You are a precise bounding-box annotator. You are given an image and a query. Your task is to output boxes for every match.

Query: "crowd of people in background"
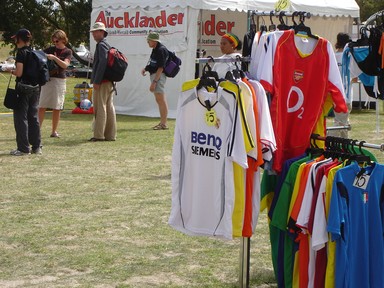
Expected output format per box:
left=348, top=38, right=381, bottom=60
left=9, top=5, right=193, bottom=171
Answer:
left=5, top=24, right=352, bottom=156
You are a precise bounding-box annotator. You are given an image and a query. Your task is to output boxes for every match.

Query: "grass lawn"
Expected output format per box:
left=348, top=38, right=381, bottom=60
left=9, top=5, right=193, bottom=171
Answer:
left=0, top=73, right=278, bottom=287
left=0, top=72, right=384, bottom=286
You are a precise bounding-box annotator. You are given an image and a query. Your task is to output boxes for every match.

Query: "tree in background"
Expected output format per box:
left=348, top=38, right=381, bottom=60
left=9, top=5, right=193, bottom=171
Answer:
left=0, top=0, right=91, bottom=48
left=1, top=1, right=384, bottom=44
left=356, top=0, right=384, bottom=22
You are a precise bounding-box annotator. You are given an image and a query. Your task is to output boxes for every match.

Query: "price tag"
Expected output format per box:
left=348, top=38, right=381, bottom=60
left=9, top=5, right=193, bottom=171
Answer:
left=205, top=109, right=217, bottom=126
left=353, top=174, right=370, bottom=190
left=275, top=0, right=290, bottom=11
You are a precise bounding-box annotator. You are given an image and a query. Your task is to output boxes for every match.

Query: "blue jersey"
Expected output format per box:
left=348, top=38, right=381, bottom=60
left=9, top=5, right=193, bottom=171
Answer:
left=327, top=162, right=384, bottom=288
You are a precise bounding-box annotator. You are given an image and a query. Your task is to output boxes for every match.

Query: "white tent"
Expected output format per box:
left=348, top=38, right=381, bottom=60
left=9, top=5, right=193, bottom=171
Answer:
left=91, top=0, right=360, bottom=117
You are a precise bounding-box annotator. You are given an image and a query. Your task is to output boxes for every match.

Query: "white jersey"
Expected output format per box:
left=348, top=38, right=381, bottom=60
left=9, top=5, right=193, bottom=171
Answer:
left=311, top=174, right=329, bottom=251
left=248, top=79, right=276, bottom=162
left=297, top=158, right=332, bottom=230
left=169, top=84, right=248, bottom=240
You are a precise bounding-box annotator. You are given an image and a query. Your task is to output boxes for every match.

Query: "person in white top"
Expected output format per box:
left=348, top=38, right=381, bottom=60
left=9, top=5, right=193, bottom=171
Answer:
left=328, top=32, right=354, bottom=138
left=212, top=33, right=242, bottom=79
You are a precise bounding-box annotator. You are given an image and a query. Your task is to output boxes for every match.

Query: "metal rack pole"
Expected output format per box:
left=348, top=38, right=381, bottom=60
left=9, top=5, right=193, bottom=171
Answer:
left=250, top=10, right=311, bottom=19
left=195, top=56, right=251, bottom=64
left=311, top=134, right=384, bottom=152
left=239, top=237, right=251, bottom=288
left=326, top=124, right=352, bottom=131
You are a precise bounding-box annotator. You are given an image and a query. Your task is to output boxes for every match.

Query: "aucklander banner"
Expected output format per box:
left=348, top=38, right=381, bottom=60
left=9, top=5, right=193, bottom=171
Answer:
left=91, top=7, right=247, bottom=57
left=91, top=7, right=189, bottom=54
left=199, top=10, right=247, bottom=58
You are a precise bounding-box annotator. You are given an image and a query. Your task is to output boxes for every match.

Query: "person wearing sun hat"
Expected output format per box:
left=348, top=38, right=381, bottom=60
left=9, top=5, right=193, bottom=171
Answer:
left=212, top=32, right=243, bottom=79
left=7, top=28, right=42, bottom=156
left=89, top=22, right=117, bottom=141
left=141, top=31, right=169, bottom=130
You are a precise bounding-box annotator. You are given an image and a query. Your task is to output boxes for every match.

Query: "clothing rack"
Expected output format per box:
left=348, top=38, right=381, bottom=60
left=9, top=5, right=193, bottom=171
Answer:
left=240, top=11, right=330, bottom=287
left=311, top=134, right=384, bottom=152
left=195, top=56, right=250, bottom=79
left=195, top=56, right=251, bottom=64
left=326, top=124, right=351, bottom=131
left=241, top=134, right=383, bottom=288
left=250, top=10, right=311, bottom=19
left=357, top=11, right=383, bottom=135
left=363, top=10, right=384, bottom=27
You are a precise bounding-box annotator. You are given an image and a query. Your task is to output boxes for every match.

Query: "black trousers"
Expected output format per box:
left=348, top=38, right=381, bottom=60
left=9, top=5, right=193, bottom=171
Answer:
left=13, top=83, right=41, bottom=153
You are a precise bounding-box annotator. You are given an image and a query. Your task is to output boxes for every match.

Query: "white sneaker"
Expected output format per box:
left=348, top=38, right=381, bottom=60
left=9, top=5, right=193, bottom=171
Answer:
left=31, top=147, right=42, bottom=155
left=10, top=149, right=30, bottom=156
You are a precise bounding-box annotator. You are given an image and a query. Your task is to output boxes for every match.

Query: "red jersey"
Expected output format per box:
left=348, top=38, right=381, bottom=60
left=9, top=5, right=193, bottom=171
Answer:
left=260, top=30, right=347, bottom=172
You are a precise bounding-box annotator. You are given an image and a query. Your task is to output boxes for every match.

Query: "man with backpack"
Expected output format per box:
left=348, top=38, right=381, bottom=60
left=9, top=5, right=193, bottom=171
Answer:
left=8, top=28, right=42, bottom=155
left=141, top=32, right=169, bottom=130
left=89, top=22, right=117, bottom=141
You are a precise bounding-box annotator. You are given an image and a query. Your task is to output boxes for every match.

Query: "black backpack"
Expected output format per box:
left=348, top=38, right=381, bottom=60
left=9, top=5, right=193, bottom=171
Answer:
left=24, top=50, right=50, bottom=86
left=164, top=49, right=181, bottom=78
left=104, top=46, right=128, bottom=82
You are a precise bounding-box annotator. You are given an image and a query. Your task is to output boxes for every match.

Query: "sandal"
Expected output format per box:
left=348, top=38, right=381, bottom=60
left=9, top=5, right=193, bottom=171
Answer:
left=50, top=132, right=60, bottom=138
left=152, top=123, right=169, bottom=130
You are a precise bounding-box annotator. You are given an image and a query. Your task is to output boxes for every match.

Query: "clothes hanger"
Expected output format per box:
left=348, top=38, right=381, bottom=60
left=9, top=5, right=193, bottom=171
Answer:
left=230, top=56, right=244, bottom=80
left=334, top=137, right=350, bottom=161
left=353, top=140, right=376, bottom=176
left=200, top=56, right=219, bottom=80
left=235, top=55, right=246, bottom=79
left=197, top=58, right=218, bottom=90
left=343, top=139, right=372, bottom=165
left=356, top=141, right=373, bottom=164
left=291, top=11, right=298, bottom=27
left=250, top=15, right=257, bottom=34
left=269, top=11, right=276, bottom=31
left=323, top=136, right=335, bottom=159
left=307, top=134, right=324, bottom=157
left=325, top=136, right=346, bottom=160
left=197, top=77, right=217, bottom=91
left=259, top=14, right=267, bottom=33
left=277, top=11, right=290, bottom=31
left=294, top=12, right=318, bottom=40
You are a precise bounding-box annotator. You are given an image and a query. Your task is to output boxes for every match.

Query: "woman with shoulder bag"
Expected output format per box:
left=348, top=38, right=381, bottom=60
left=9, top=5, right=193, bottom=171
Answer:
left=141, top=32, right=169, bottom=130
left=8, top=28, right=42, bottom=156
left=38, top=30, right=72, bottom=138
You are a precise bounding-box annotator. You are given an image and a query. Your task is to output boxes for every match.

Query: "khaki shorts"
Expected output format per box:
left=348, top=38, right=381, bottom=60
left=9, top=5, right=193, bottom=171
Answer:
left=150, top=73, right=166, bottom=94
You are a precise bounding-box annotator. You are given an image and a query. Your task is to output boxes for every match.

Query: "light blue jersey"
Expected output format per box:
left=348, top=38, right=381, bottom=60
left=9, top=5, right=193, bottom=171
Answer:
left=328, top=162, right=384, bottom=288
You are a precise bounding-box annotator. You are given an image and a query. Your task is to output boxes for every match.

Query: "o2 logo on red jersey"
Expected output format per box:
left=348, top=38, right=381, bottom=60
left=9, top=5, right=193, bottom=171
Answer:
left=287, top=86, right=304, bottom=119
left=293, top=70, right=304, bottom=83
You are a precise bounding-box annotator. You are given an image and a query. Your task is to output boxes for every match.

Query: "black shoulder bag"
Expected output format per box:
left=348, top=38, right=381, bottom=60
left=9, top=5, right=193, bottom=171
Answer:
left=3, top=73, right=21, bottom=109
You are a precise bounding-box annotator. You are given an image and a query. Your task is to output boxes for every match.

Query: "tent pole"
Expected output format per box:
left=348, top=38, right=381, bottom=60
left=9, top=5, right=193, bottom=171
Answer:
left=196, top=9, right=203, bottom=78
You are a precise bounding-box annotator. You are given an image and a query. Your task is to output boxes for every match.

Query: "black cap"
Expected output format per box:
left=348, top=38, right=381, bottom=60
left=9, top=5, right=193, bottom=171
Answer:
left=11, top=28, right=32, bottom=41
